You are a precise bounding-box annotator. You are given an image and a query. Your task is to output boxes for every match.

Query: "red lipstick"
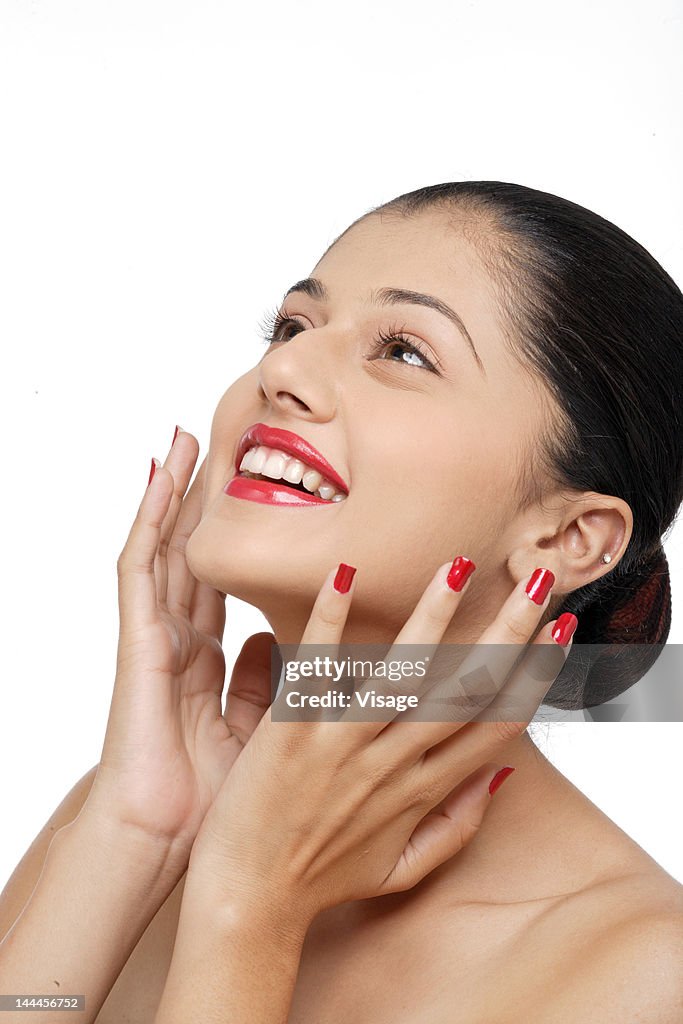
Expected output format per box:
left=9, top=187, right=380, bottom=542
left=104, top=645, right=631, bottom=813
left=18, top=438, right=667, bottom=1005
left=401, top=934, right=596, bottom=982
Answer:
left=232, top=423, right=349, bottom=494
left=224, top=422, right=349, bottom=507
left=224, top=476, right=338, bottom=506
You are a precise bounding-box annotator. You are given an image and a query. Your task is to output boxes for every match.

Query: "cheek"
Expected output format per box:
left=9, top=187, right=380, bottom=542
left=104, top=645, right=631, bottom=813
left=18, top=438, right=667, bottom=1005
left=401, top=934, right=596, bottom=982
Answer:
left=210, top=372, right=257, bottom=436
left=357, top=424, right=513, bottom=541
left=206, top=374, right=259, bottom=474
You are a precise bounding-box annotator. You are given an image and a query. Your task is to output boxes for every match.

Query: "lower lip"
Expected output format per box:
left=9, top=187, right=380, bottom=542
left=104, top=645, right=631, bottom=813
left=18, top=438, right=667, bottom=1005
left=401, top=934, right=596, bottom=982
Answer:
left=223, top=475, right=343, bottom=506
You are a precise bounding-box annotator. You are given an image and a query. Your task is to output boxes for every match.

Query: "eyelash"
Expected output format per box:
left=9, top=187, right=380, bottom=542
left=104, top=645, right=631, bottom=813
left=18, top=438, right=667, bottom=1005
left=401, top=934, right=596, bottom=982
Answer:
left=256, top=307, right=443, bottom=375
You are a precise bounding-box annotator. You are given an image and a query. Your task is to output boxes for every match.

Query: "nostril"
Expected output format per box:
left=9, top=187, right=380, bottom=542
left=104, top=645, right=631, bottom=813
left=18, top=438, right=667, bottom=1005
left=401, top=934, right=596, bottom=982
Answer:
left=277, top=392, right=311, bottom=412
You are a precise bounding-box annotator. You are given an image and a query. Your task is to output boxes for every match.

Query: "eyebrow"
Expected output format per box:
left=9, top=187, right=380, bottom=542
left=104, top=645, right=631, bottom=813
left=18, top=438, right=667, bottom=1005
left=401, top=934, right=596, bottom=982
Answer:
left=283, top=276, right=484, bottom=373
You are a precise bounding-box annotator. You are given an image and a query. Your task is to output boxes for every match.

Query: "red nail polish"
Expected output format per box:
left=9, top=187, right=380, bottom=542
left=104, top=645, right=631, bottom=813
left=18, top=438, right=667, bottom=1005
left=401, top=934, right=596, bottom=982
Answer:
left=148, top=458, right=158, bottom=486
left=333, top=563, right=357, bottom=594
left=172, top=425, right=180, bottom=446
left=552, top=612, right=578, bottom=646
left=489, top=766, right=515, bottom=796
left=446, top=556, right=476, bottom=592
left=525, top=567, right=555, bottom=605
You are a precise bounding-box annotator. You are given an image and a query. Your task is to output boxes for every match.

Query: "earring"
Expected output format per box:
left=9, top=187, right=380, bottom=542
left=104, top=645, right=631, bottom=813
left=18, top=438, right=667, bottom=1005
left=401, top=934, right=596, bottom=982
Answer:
left=601, top=553, right=612, bottom=564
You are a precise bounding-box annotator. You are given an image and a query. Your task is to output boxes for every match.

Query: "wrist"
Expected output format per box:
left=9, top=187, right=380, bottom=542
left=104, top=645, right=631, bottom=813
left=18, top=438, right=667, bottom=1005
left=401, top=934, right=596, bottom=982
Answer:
left=61, top=800, right=190, bottom=893
left=184, top=841, right=314, bottom=948
left=185, top=868, right=312, bottom=953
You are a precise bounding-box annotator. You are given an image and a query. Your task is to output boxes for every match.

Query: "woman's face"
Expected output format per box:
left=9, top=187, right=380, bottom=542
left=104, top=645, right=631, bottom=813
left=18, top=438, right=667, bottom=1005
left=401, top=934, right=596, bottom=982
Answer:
left=185, top=210, right=552, bottom=644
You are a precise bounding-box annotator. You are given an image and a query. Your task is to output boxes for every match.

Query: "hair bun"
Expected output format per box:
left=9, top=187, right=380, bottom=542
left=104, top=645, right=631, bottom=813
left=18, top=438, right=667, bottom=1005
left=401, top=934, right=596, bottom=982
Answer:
left=546, top=544, right=672, bottom=709
left=586, top=543, right=671, bottom=645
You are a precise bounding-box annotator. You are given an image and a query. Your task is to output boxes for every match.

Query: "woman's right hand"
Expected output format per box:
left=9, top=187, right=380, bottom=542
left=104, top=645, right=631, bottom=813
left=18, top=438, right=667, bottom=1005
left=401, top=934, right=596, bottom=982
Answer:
left=187, top=560, right=577, bottom=928
left=84, top=428, right=275, bottom=863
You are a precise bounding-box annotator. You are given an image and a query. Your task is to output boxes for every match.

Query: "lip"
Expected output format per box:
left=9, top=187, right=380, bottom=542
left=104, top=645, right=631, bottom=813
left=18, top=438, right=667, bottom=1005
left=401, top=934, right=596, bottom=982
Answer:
left=223, top=476, right=338, bottom=506
left=231, top=422, right=349, bottom=494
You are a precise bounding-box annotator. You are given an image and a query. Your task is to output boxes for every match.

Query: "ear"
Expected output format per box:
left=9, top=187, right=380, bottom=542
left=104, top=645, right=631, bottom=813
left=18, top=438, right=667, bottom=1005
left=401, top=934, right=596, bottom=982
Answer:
left=512, top=491, right=633, bottom=595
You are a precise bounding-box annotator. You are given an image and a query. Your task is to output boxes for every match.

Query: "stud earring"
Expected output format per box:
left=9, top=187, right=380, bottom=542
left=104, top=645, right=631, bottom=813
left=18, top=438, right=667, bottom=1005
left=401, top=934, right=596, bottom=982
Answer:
left=601, top=553, right=612, bottom=564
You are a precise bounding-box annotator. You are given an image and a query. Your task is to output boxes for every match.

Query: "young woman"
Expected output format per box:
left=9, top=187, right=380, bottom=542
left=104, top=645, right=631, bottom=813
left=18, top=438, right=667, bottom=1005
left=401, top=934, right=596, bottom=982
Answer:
left=1, top=181, right=681, bottom=1023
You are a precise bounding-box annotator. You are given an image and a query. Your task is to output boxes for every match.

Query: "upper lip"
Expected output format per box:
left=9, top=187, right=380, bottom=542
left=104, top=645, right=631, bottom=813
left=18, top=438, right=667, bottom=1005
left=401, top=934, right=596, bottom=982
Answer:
left=234, top=423, right=349, bottom=494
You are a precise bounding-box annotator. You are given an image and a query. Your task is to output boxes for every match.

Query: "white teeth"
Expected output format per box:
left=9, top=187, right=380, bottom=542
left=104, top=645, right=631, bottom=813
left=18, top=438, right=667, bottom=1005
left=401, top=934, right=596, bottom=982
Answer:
left=249, top=445, right=270, bottom=474
left=238, top=444, right=347, bottom=502
left=261, top=451, right=288, bottom=480
left=282, top=458, right=306, bottom=485
left=302, top=468, right=323, bottom=492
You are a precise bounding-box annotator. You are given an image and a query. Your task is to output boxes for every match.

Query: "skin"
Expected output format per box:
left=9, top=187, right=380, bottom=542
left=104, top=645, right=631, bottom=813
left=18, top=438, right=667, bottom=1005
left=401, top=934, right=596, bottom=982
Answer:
left=146, top=208, right=680, bottom=1020
left=3, top=208, right=681, bottom=1024
left=185, top=208, right=633, bottom=646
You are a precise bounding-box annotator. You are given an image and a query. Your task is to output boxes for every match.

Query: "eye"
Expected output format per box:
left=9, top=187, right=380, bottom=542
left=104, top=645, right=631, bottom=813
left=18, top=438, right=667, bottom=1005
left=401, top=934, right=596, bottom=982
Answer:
left=256, top=307, right=442, bottom=375
left=371, top=327, right=440, bottom=373
left=257, top=308, right=307, bottom=345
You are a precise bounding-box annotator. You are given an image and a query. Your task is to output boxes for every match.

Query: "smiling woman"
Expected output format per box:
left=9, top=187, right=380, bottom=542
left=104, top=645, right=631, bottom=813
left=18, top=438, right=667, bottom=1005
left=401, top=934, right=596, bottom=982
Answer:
left=1, top=181, right=682, bottom=1024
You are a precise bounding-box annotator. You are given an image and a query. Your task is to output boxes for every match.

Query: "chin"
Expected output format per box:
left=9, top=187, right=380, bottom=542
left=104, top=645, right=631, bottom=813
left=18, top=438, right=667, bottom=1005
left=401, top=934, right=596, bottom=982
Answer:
left=184, top=515, right=322, bottom=611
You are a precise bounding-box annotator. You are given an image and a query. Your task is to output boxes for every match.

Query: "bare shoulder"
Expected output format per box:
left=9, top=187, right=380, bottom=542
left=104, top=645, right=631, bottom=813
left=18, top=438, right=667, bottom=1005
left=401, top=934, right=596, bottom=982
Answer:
left=540, top=869, right=683, bottom=1023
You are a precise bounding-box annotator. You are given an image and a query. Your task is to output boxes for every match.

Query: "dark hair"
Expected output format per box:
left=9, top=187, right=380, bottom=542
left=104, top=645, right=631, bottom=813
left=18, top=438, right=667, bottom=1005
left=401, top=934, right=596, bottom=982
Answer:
left=345, top=182, right=682, bottom=708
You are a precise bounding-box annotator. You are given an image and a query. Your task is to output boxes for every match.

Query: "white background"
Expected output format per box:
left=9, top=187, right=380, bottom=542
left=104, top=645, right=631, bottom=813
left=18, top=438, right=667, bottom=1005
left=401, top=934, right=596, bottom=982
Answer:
left=0, top=0, right=681, bottom=889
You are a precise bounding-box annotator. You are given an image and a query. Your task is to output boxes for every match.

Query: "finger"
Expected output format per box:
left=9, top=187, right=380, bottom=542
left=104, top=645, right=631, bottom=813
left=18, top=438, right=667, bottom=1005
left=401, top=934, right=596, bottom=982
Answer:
left=375, top=566, right=558, bottom=754
left=472, top=611, right=578, bottom=724
left=154, top=429, right=200, bottom=609
left=167, top=452, right=207, bottom=616
left=274, top=562, right=357, bottom=719
left=166, top=453, right=210, bottom=618
left=417, top=614, right=577, bottom=787
left=116, top=458, right=174, bottom=634
left=446, top=566, right=558, bottom=708
left=224, top=632, right=278, bottom=742
left=336, top=556, right=477, bottom=737
left=190, top=579, right=227, bottom=643
left=378, top=762, right=511, bottom=895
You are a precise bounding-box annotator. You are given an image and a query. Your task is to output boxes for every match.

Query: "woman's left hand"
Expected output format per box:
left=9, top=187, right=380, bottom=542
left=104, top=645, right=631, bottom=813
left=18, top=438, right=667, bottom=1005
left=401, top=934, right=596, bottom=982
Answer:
left=186, top=558, right=573, bottom=933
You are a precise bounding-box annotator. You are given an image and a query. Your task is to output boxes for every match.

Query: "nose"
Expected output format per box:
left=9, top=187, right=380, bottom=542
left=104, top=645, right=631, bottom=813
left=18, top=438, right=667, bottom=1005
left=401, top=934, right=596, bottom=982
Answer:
left=257, top=329, right=340, bottom=420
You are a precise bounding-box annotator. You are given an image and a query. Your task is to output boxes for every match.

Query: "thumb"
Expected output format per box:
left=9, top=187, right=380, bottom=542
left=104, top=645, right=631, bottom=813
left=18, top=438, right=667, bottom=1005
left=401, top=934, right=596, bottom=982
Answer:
left=223, top=632, right=278, bottom=742
left=381, top=764, right=516, bottom=894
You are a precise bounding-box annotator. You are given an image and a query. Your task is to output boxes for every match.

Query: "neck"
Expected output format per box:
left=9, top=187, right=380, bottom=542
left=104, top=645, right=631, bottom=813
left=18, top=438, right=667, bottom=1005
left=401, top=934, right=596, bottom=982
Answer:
left=370, top=731, right=631, bottom=914
left=333, top=733, right=638, bottom=925
left=259, top=601, right=633, bottom=909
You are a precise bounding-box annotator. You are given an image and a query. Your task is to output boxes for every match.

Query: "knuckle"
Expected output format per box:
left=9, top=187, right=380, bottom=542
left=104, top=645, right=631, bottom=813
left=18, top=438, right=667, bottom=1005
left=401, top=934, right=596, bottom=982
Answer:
left=371, top=676, right=403, bottom=701
left=422, top=602, right=452, bottom=632
left=365, top=753, right=400, bottom=789
left=117, top=552, right=153, bottom=579
left=457, top=814, right=482, bottom=849
left=502, top=616, right=532, bottom=646
left=315, top=602, right=344, bottom=632
left=168, top=528, right=191, bottom=557
left=490, top=717, right=527, bottom=744
left=408, top=778, right=443, bottom=810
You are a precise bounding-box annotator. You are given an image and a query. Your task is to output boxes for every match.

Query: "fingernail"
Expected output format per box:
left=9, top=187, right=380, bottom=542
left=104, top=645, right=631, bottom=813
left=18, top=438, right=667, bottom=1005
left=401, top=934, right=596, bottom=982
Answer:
left=333, top=563, right=357, bottom=594
left=552, top=612, right=579, bottom=646
left=525, top=567, right=555, bottom=605
left=172, top=425, right=182, bottom=446
left=446, top=555, right=476, bottom=592
left=489, top=766, right=515, bottom=796
left=148, top=457, right=161, bottom=486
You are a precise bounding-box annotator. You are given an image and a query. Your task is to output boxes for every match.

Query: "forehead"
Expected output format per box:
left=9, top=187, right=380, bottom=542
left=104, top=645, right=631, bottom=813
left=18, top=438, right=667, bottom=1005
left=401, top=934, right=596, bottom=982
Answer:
left=310, top=208, right=555, bottom=465
left=309, top=210, right=505, bottom=368
left=316, top=207, right=484, bottom=280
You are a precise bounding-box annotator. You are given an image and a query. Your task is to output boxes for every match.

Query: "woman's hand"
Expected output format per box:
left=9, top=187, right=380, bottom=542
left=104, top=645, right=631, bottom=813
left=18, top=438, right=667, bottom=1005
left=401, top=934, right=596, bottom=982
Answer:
left=85, top=429, right=275, bottom=863
left=188, top=559, right=576, bottom=929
